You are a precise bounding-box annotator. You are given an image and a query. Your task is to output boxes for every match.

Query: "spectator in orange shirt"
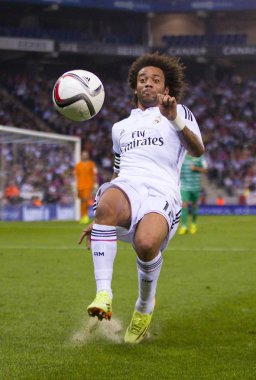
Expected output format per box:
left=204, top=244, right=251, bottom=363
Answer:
left=216, top=194, right=225, bottom=206
left=32, top=196, right=43, bottom=207
left=4, top=181, right=21, bottom=204
left=75, top=150, right=98, bottom=224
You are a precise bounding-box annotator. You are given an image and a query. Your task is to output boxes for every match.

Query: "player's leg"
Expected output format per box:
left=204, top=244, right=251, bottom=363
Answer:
left=189, top=191, right=200, bottom=234
left=88, top=187, right=131, bottom=320
left=78, top=189, right=86, bottom=223
left=125, top=212, right=168, bottom=343
left=178, top=190, right=189, bottom=235
left=134, top=212, right=168, bottom=312
left=79, top=189, right=90, bottom=224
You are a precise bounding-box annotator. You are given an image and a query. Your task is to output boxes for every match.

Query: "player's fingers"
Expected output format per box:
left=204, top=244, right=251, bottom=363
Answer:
left=165, top=95, right=175, bottom=104
left=158, top=94, right=172, bottom=106
left=86, top=236, right=91, bottom=250
left=78, top=230, right=89, bottom=245
left=157, top=93, right=164, bottom=104
left=168, top=96, right=177, bottom=106
left=78, top=233, right=85, bottom=245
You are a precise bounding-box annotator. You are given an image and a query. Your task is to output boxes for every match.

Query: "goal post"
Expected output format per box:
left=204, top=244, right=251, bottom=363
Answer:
left=0, top=125, right=81, bottom=221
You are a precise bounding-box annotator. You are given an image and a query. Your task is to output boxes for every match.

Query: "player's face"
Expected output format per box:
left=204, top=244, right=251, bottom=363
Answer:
left=81, top=151, right=89, bottom=161
left=136, top=66, right=169, bottom=109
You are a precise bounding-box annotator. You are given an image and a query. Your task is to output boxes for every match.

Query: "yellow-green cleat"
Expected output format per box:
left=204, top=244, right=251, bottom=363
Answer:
left=79, top=215, right=90, bottom=224
left=178, top=225, right=188, bottom=235
left=189, top=223, right=197, bottom=235
left=124, top=310, right=153, bottom=344
left=87, top=291, right=112, bottom=321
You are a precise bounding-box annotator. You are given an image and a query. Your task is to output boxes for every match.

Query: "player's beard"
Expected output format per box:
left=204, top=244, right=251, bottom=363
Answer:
left=137, top=93, right=158, bottom=109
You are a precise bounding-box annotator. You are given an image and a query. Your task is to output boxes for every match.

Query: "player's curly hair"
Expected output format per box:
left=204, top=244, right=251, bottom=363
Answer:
left=128, top=52, right=187, bottom=105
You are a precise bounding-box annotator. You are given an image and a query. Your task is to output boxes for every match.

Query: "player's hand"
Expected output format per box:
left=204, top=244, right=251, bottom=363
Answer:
left=78, top=222, right=93, bottom=249
left=157, top=94, right=177, bottom=121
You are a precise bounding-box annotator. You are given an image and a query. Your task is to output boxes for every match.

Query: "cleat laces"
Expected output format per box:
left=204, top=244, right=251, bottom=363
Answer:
left=129, top=313, right=148, bottom=334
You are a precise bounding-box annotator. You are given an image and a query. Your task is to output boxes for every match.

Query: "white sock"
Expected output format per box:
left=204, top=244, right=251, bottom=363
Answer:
left=91, top=223, right=117, bottom=298
left=135, top=252, right=163, bottom=314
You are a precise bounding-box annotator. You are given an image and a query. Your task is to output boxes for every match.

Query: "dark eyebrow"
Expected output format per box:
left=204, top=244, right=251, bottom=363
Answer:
left=138, top=73, right=161, bottom=78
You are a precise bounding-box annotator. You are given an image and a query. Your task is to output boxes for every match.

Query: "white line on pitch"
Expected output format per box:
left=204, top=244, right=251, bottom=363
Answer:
left=0, top=246, right=254, bottom=253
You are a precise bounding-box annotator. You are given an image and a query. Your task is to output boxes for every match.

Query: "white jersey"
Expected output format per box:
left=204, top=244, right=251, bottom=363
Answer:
left=112, top=105, right=202, bottom=203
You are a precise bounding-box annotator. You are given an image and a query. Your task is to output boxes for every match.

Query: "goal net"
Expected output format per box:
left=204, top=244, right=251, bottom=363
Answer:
left=0, top=125, right=81, bottom=221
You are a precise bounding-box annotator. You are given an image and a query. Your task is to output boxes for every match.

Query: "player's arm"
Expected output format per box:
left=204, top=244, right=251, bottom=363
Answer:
left=111, top=122, right=121, bottom=181
left=177, top=128, right=204, bottom=157
left=157, top=94, right=205, bottom=157
left=191, top=156, right=208, bottom=173
left=111, top=152, right=120, bottom=180
left=191, top=165, right=207, bottom=173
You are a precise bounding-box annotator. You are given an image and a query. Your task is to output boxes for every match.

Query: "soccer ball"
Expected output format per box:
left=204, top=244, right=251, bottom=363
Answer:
left=52, top=69, right=105, bottom=122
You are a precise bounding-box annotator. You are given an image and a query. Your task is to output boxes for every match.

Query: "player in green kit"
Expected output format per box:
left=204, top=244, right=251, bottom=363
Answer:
left=178, top=154, right=207, bottom=235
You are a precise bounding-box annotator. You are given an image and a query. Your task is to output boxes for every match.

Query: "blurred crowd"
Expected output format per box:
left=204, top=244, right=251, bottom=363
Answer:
left=1, top=70, right=256, bottom=205
left=1, top=142, right=75, bottom=207
left=185, top=75, right=256, bottom=204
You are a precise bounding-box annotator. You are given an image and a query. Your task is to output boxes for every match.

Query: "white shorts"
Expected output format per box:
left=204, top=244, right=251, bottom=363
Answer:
left=93, top=177, right=181, bottom=252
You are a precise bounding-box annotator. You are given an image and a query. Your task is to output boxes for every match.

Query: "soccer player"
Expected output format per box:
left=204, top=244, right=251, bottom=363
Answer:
left=79, top=52, right=205, bottom=343
left=178, top=154, right=208, bottom=235
left=75, top=150, right=98, bottom=224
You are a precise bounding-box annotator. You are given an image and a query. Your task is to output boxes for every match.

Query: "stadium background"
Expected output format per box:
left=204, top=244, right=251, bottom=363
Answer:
left=0, top=0, right=256, bottom=220
left=0, top=3, right=255, bottom=380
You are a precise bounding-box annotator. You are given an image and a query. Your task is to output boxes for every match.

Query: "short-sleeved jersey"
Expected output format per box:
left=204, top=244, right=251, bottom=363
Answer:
left=180, top=155, right=207, bottom=192
left=75, top=160, right=95, bottom=190
left=112, top=104, right=202, bottom=202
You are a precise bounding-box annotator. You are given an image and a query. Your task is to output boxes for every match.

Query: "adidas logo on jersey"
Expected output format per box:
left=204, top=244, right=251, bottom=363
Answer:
left=152, top=116, right=161, bottom=125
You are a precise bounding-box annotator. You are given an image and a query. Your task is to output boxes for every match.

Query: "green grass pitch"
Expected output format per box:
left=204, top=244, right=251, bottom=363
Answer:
left=0, top=216, right=255, bottom=380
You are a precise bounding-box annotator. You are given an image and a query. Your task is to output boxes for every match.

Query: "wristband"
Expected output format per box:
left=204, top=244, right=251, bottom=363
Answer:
left=170, top=115, right=186, bottom=132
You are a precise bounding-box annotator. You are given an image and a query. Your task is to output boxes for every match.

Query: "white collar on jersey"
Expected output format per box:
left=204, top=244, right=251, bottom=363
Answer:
left=130, top=106, right=159, bottom=116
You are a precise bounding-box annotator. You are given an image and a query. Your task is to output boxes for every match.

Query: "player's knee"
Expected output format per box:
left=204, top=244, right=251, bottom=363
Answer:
left=94, top=200, right=118, bottom=224
left=135, top=235, right=157, bottom=257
